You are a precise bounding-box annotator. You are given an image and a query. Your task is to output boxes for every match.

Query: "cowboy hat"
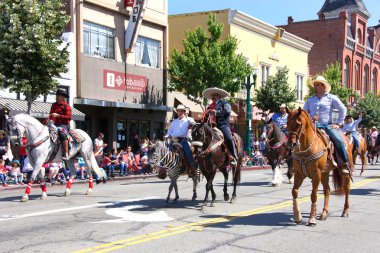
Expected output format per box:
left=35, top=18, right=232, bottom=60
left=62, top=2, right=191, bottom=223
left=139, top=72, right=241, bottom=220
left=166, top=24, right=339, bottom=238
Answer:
left=311, top=76, right=331, bottom=93
left=202, top=87, right=230, bottom=99
left=345, top=115, right=353, bottom=120
left=0, top=130, right=6, bottom=135
left=371, top=126, right=377, bottom=130
left=56, top=89, right=69, bottom=98
left=279, top=104, right=287, bottom=108
left=173, top=104, right=189, bottom=113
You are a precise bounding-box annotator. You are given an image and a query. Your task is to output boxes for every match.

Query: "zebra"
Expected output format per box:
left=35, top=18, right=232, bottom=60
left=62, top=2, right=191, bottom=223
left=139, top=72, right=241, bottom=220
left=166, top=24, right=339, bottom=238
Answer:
left=148, top=140, right=200, bottom=203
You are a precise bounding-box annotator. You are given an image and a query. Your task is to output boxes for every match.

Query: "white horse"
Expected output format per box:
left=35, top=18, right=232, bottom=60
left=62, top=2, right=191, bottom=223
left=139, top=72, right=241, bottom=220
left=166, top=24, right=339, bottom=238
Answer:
left=6, top=113, right=106, bottom=202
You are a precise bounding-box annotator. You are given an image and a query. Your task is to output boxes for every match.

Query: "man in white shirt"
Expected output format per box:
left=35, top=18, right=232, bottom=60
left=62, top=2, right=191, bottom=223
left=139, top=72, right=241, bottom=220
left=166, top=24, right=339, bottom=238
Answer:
left=94, top=133, right=107, bottom=165
left=165, top=104, right=196, bottom=169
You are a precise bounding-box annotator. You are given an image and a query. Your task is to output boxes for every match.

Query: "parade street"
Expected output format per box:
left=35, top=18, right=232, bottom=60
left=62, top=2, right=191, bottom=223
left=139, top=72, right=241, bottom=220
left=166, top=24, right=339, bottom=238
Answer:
left=0, top=164, right=379, bottom=253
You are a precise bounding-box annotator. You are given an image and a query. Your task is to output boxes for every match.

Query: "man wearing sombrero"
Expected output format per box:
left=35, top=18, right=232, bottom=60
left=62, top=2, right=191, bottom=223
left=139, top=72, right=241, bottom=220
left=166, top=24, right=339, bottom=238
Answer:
left=49, top=89, right=72, bottom=160
left=343, top=113, right=362, bottom=153
left=165, top=104, right=196, bottom=171
left=304, top=76, right=350, bottom=174
left=203, top=87, right=237, bottom=166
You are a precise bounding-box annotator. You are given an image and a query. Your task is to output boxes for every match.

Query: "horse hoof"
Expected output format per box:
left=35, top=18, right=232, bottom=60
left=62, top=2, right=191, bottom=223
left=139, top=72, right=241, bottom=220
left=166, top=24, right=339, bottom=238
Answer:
left=341, top=212, right=349, bottom=218
left=20, top=195, right=29, bottom=202
left=85, top=189, right=93, bottom=195
left=224, top=194, right=230, bottom=201
left=64, top=189, right=71, bottom=197
left=192, top=196, right=197, bottom=201
left=289, top=176, right=294, bottom=184
left=230, top=197, right=236, bottom=204
left=210, top=203, right=215, bottom=207
left=319, top=214, right=327, bottom=221
left=40, top=193, right=47, bottom=200
left=271, top=182, right=279, bottom=187
left=307, top=222, right=317, bottom=227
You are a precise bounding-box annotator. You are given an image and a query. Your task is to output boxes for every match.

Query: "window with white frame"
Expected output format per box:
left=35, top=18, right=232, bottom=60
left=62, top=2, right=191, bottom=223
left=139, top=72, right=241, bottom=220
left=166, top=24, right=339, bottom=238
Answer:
left=135, top=36, right=161, bottom=68
left=261, top=64, right=270, bottom=85
left=296, top=74, right=304, bottom=101
left=83, top=21, right=115, bottom=59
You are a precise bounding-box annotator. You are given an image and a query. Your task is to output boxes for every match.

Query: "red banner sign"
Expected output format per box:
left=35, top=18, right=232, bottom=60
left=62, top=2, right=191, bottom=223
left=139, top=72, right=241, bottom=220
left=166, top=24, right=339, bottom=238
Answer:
left=124, top=0, right=135, bottom=8
left=103, top=69, right=147, bottom=93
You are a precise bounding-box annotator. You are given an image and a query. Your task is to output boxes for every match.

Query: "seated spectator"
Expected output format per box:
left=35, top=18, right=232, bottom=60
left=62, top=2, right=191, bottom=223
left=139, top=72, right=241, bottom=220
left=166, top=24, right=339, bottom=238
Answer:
left=101, top=152, right=115, bottom=178
left=117, top=149, right=127, bottom=176
left=46, top=163, right=60, bottom=183
left=123, top=146, right=135, bottom=174
left=252, top=149, right=264, bottom=166
left=242, top=151, right=249, bottom=167
left=11, top=159, right=23, bottom=185
left=0, top=158, right=8, bottom=187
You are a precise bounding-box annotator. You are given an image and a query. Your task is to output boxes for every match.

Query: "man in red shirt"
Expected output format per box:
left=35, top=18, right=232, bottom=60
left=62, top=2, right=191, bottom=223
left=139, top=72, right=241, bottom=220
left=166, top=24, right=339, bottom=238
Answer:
left=49, top=89, right=72, bottom=160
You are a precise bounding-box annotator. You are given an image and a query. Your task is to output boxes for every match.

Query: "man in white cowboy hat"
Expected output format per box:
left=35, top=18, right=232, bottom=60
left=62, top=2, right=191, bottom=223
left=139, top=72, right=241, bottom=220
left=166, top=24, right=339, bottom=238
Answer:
left=203, top=87, right=238, bottom=166
left=304, top=75, right=350, bottom=174
left=164, top=104, right=196, bottom=171
left=370, top=126, right=378, bottom=147
left=49, top=89, right=72, bottom=160
left=271, top=103, right=289, bottom=136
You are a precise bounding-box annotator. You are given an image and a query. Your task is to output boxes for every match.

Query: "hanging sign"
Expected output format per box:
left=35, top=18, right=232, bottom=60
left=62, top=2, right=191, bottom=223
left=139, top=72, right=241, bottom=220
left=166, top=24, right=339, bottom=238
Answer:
left=125, top=0, right=148, bottom=53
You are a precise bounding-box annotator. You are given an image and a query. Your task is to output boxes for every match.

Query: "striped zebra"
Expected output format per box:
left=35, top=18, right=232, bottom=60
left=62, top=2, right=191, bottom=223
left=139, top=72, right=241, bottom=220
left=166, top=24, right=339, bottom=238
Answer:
left=148, top=140, right=200, bottom=203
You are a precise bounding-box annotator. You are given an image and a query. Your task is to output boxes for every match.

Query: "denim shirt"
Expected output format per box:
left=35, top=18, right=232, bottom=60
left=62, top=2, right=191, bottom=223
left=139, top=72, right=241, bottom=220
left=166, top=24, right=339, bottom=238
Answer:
left=215, top=99, right=231, bottom=128
left=271, top=113, right=288, bottom=128
left=304, top=93, right=346, bottom=125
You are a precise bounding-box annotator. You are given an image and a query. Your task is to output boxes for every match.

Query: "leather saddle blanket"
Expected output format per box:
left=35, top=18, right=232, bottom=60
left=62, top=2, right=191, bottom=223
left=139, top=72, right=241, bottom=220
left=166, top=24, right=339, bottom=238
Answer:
left=317, top=129, right=346, bottom=167
left=49, top=125, right=85, bottom=144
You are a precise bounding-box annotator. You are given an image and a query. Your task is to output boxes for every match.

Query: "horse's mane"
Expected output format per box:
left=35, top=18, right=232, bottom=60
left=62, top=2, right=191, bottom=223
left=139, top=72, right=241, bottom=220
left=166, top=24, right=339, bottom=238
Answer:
left=271, top=121, right=286, bottom=143
left=203, top=123, right=220, bottom=140
left=13, top=113, right=44, bottom=127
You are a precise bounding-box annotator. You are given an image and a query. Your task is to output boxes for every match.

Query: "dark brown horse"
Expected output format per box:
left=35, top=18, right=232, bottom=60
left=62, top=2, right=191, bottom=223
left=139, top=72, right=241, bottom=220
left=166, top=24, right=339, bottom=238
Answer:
left=263, top=119, right=294, bottom=186
left=287, top=108, right=353, bottom=226
left=191, top=122, right=243, bottom=207
left=366, top=134, right=379, bottom=165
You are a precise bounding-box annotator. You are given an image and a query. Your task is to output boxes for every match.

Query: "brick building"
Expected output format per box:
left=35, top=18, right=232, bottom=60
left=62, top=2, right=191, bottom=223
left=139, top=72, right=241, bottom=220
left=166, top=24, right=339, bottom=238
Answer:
left=281, top=0, right=380, bottom=96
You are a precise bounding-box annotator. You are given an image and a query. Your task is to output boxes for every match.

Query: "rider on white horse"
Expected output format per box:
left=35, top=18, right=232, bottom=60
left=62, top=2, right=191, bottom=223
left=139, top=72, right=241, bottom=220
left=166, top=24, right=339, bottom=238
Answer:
left=49, top=89, right=71, bottom=160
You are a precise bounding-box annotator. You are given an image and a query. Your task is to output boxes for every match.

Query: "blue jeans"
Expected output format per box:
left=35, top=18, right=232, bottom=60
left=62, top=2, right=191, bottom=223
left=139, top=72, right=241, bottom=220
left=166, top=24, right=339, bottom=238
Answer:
left=0, top=174, right=6, bottom=184
left=103, top=165, right=114, bottom=177
left=219, top=126, right=237, bottom=159
left=176, top=138, right=195, bottom=168
left=316, top=123, right=348, bottom=163
left=119, top=162, right=127, bottom=176
left=352, top=132, right=359, bottom=149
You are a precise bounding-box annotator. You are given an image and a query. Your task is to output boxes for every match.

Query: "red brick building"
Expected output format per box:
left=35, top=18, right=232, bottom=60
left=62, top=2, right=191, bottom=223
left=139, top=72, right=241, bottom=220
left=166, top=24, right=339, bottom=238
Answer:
left=281, top=0, right=380, bottom=96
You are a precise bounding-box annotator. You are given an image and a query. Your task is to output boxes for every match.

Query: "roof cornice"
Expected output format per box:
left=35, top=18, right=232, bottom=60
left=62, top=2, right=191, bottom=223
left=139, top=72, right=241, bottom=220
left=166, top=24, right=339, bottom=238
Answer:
left=228, top=10, right=313, bottom=53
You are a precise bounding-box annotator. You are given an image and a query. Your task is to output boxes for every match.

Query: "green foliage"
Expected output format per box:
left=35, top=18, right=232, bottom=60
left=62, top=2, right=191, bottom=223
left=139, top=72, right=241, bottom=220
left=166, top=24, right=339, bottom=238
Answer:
left=351, top=93, right=380, bottom=128
left=0, top=0, right=70, bottom=110
left=253, top=67, right=296, bottom=114
left=168, top=13, right=252, bottom=105
left=306, top=62, right=354, bottom=103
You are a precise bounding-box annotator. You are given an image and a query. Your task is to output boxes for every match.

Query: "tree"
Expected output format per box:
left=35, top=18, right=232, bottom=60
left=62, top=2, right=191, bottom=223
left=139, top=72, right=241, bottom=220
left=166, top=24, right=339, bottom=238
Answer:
left=306, top=62, right=354, bottom=103
left=0, top=0, right=70, bottom=113
left=168, top=13, right=252, bottom=106
left=351, top=93, right=380, bottom=128
left=254, top=67, right=296, bottom=114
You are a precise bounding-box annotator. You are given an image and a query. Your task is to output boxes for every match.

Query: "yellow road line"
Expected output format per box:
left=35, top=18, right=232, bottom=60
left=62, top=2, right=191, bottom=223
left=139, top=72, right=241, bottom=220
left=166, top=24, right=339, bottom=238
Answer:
left=73, top=175, right=380, bottom=253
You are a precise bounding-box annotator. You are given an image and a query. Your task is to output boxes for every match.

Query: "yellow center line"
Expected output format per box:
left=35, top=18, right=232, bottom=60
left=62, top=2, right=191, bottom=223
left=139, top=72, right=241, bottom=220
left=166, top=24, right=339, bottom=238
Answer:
left=73, top=175, right=380, bottom=253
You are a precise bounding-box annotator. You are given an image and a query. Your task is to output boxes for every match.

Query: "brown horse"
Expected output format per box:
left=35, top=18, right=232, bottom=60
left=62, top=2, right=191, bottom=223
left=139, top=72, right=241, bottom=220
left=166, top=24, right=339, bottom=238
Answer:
left=366, top=134, right=380, bottom=165
left=345, top=132, right=367, bottom=175
left=191, top=122, right=243, bottom=207
left=287, top=108, right=353, bottom=226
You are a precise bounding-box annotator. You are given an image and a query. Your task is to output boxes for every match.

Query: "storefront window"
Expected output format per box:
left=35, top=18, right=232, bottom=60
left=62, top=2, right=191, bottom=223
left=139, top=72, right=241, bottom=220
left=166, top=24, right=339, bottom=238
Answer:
left=83, top=21, right=115, bottom=59
left=152, top=122, right=163, bottom=141
left=135, top=36, right=160, bottom=68
left=140, top=121, right=150, bottom=139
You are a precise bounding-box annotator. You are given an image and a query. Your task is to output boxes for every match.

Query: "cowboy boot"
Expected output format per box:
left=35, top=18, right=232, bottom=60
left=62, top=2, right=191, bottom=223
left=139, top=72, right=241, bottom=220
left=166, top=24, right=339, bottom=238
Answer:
left=61, top=140, right=69, bottom=160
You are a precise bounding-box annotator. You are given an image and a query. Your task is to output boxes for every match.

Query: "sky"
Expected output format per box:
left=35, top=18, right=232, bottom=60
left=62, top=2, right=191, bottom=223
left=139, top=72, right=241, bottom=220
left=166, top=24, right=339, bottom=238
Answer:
left=169, top=0, right=380, bottom=27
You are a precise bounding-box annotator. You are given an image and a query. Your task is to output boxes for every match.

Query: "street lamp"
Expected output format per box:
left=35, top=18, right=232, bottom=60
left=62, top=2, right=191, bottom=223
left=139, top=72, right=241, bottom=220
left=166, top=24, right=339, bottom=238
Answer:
left=244, top=65, right=259, bottom=156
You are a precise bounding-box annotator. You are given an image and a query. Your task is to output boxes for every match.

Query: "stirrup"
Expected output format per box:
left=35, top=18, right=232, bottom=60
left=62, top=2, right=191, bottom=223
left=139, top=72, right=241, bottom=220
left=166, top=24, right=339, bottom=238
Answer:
left=230, top=158, right=237, bottom=166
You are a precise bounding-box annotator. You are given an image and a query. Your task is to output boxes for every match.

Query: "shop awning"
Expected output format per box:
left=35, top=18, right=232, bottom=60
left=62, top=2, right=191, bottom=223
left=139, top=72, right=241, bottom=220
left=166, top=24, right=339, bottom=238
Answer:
left=169, top=91, right=238, bottom=123
left=0, top=98, right=85, bottom=121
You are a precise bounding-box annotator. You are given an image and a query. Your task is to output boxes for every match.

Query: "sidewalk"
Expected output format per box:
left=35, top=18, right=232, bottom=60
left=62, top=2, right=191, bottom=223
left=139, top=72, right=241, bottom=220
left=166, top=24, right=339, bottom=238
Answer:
left=0, top=165, right=271, bottom=192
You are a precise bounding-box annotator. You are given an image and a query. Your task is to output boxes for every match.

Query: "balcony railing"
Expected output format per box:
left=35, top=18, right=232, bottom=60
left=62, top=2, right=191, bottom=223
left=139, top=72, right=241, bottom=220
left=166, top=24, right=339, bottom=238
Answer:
left=346, top=37, right=355, bottom=50
left=366, top=47, right=374, bottom=58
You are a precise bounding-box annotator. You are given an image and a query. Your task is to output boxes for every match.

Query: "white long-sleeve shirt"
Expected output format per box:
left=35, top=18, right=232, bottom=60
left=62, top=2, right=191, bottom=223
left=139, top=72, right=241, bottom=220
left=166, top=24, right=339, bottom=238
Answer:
left=165, top=117, right=195, bottom=138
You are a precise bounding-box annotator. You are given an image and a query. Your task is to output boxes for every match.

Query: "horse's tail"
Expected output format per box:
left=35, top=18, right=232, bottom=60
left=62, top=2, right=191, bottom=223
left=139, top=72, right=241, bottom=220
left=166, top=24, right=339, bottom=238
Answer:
left=90, top=152, right=106, bottom=178
left=332, top=168, right=344, bottom=195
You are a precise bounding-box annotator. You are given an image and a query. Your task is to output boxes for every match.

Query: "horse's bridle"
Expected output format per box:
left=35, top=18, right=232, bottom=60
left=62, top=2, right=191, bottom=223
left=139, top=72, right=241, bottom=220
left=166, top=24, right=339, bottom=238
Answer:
left=288, top=121, right=317, bottom=153
left=9, top=118, right=49, bottom=150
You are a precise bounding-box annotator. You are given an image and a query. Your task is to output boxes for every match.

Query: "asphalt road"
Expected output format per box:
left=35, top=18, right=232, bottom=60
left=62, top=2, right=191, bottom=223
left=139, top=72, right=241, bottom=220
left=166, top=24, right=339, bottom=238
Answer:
left=0, top=163, right=379, bottom=253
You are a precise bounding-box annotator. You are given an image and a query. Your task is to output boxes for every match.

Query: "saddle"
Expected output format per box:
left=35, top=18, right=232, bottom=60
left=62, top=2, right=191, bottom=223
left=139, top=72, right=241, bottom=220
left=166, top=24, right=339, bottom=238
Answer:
left=317, top=129, right=345, bottom=168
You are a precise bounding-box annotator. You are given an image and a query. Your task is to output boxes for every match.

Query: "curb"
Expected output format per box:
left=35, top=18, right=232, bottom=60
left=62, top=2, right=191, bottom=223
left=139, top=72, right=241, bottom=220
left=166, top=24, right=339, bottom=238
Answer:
left=0, top=166, right=270, bottom=192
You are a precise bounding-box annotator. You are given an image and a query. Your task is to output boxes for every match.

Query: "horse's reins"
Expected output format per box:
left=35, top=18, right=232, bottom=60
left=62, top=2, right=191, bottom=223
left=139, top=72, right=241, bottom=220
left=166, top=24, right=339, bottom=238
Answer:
left=265, top=123, right=285, bottom=150
left=13, top=119, right=50, bottom=151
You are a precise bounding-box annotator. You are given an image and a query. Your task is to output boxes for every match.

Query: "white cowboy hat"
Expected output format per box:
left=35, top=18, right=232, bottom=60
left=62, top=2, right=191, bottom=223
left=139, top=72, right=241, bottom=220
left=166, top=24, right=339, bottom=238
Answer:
left=202, top=87, right=230, bottom=99
left=311, top=75, right=331, bottom=93
left=173, top=104, right=189, bottom=113
left=371, top=126, right=377, bottom=130
left=279, top=104, right=287, bottom=108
